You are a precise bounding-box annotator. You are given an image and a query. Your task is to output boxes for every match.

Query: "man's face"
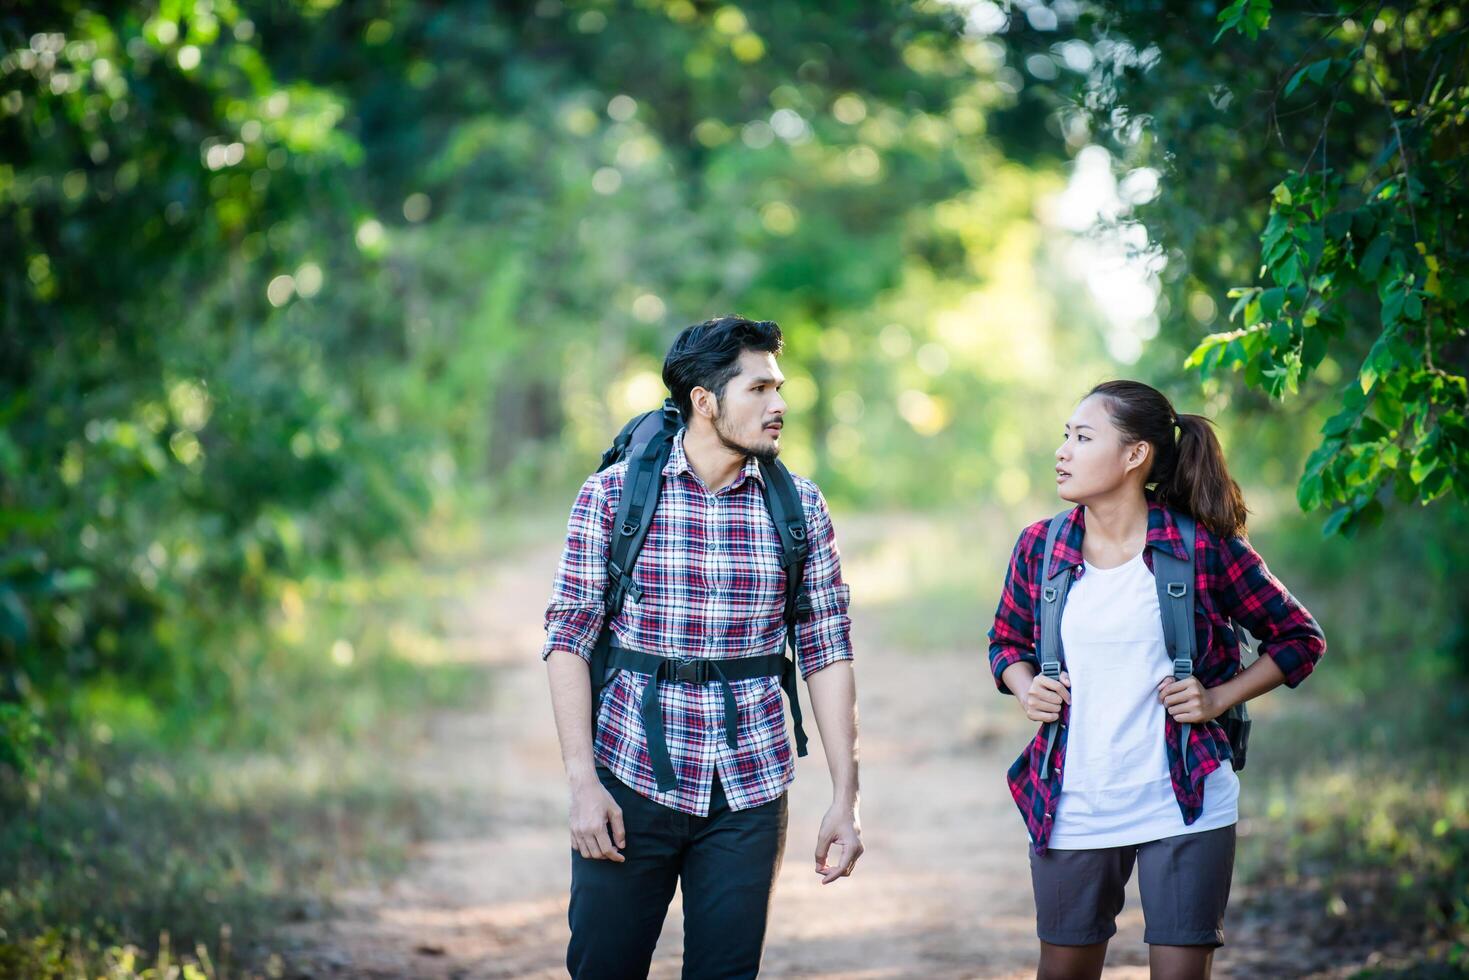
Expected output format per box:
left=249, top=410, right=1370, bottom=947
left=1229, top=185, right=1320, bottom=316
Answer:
left=704, top=349, right=787, bottom=463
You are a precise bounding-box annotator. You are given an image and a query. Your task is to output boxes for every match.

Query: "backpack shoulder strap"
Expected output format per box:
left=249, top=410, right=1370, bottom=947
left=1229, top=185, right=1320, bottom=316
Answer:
left=1153, top=510, right=1197, bottom=680
left=605, top=429, right=675, bottom=618
left=757, top=456, right=811, bottom=759
left=590, top=411, right=678, bottom=708
left=1036, top=509, right=1075, bottom=780
left=1154, top=509, right=1199, bottom=773
left=757, top=457, right=811, bottom=625
left=1037, top=509, right=1075, bottom=678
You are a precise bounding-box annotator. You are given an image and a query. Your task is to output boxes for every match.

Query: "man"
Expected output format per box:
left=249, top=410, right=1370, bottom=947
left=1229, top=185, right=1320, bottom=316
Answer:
left=542, top=316, right=863, bottom=979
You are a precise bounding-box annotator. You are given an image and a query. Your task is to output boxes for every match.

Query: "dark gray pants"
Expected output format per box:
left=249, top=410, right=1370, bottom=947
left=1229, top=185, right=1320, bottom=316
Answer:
left=1029, top=824, right=1237, bottom=947
left=567, top=766, right=789, bottom=980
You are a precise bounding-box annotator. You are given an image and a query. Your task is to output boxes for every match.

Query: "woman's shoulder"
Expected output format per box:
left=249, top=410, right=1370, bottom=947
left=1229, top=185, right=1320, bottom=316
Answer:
left=1012, top=511, right=1069, bottom=560
left=1188, top=516, right=1262, bottom=575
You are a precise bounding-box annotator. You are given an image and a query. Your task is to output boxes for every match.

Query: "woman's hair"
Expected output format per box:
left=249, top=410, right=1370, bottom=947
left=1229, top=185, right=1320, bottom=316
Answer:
left=662, top=316, right=783, bottom=423
left=1085, top=380, right=1248, bottom=539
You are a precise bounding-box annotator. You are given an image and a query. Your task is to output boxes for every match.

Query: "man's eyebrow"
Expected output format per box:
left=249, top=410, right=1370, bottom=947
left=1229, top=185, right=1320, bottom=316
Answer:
left=748, top=375, right=784, bottom=386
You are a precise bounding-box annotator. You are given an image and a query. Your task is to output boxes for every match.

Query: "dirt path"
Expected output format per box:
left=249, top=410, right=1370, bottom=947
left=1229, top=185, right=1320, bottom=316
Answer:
left=283, top=526, right=1307, bottom=979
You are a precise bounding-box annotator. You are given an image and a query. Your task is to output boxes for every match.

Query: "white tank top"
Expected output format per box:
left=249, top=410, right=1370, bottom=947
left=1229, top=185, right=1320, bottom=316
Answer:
left=1047, top=548, right=1239, bottom=850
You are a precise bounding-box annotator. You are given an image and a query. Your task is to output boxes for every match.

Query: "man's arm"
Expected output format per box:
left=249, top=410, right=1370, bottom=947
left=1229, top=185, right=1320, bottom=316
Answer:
left=546, top=650, right=625, bottom=862
left=542, top=473, right=625, bottom=862
left=792, top=485, right=862, bottom=884
left=807, top=660, right=862, bottom=883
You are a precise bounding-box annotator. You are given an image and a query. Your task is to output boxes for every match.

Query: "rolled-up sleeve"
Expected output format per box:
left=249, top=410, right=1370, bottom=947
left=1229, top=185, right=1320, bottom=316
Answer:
left=988, top=524, right=1043, bottom=693
left=1215, top=533, right=1326, bottom=688
left=541, top=473, right=614, bottom=662
left=793, top=486, right=853, bottom=678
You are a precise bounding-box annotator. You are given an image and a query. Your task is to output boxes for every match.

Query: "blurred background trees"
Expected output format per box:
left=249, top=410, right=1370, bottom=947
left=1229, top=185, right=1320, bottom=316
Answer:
left=2, top=0, right=1465, bottom=971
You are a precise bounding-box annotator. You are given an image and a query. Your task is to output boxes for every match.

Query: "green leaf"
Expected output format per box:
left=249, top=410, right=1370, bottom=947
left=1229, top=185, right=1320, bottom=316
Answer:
left=1285, top=59, right=1332, bottom=97
left=1302, top=323, right=1328, bottom=370
left=1275, top=252, right=1302, bottom=287
left=1321, top=504, right=1352, bottom=536
left=1227, top=287, right=1260, bottom=322
left=1404, top=291, right=1423, bottom=320
left=1351, top=417, right=1389, bottom=444
left=1259, top=287, right=1286, bottom=321
left=1322, top=407, right=1359, bottom=437
left=1359, top=233, right=1391, bottom=282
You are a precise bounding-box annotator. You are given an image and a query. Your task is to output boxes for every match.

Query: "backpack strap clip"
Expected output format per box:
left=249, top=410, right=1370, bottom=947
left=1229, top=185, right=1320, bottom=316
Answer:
left=605, top=559, right=643, bottom=614
left=1167, top=581, right=1187, bottom=598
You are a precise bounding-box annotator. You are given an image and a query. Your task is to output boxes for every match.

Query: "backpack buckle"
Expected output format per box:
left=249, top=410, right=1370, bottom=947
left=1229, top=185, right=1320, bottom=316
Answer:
left=794, top=590, right=813, bottom=621
left=1042, top=587, right=1058, bottom=603
left=1167, top=582, right=1187, bottom=597
left=673, top=657, right=709, bottom=683
left=620, top=522, right=639, bottom=537
left=1041, top=661, right=1062, bottom=679
left=1173, top=657, right=1194, bottom=676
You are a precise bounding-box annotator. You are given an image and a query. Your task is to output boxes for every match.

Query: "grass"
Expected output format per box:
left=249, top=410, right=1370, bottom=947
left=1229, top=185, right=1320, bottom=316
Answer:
left=0, top=502, right=524, bottom=978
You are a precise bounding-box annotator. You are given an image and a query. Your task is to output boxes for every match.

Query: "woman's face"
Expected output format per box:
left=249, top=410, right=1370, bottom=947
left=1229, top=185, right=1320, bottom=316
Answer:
left=1054, top=395, right=1150, bottom=503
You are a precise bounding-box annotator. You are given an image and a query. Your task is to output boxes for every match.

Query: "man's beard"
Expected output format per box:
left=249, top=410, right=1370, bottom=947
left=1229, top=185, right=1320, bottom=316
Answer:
left=713, top=412, right=780, bottom=466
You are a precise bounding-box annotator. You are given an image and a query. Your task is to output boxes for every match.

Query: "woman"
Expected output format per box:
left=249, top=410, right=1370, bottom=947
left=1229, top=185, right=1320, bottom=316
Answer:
left=987, top=380, right=1326, bottom=980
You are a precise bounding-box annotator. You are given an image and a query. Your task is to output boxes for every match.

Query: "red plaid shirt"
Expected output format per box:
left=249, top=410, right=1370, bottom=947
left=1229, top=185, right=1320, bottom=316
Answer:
left=543, top=429, right=853, bottom=816
left=988, top=499, right=1326, bottom=854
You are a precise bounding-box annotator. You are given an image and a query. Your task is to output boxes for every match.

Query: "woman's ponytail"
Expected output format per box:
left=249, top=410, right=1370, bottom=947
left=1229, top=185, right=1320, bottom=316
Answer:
left=1085, top=381, right=1249, bottom=539
left=1163, top=412, right=1248, bottom=539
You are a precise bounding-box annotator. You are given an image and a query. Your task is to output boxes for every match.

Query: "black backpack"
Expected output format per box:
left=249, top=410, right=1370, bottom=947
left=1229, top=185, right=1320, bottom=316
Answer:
left=587, top=399, right=812, bottom=760
left=1033, top=508, right=1252, bottom=779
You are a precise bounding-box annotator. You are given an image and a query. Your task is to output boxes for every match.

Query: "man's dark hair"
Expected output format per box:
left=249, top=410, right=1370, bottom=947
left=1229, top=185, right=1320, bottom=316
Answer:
left=662, top=316, right=783, bottom=423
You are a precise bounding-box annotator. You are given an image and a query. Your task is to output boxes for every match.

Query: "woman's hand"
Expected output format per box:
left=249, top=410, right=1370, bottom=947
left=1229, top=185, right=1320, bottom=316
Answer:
left=1022, top=671, right=1071, bottom=723
left=1157, top=676, right=1227, bottom=724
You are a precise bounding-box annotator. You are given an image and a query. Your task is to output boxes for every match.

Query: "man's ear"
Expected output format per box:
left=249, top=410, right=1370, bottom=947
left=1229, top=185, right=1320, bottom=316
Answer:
left=689, top=386, right=718, bottom=421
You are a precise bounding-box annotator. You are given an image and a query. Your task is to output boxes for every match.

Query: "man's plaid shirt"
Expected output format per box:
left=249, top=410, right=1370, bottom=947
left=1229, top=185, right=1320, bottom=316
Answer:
left=543, top=428, right=853, bottom=816
left=988, top=499, right=1326, bottom=854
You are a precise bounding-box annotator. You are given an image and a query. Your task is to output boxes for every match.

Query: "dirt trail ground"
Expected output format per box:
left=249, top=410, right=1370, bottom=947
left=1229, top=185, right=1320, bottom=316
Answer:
left=285, top=527, right=1342, bottom=979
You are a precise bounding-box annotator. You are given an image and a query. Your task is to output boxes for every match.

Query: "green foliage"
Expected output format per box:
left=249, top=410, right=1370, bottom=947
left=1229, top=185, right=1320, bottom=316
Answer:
left=1060, top=1, right=1468, bottom=536
left=0, top=0, right=1108, bottom=774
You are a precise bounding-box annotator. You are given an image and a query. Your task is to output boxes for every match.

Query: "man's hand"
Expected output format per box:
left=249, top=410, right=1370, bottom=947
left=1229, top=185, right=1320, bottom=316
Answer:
left=1157, top=675, right=1226, bottom=724
left=569, top=776, right=626, bottom=862
left=813, top=802, right=863, bottom=884
left=1021, top=671, right=1071, bottom=723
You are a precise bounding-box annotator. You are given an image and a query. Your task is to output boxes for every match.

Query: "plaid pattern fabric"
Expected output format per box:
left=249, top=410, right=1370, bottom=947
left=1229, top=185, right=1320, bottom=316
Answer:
left=543, top=428, right=853, bottom=816
left=988, top=498, right=1326, bottom=854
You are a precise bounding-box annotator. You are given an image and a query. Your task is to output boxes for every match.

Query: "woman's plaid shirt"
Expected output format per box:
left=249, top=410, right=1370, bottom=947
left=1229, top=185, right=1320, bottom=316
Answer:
left=543, top=429, right=853, bottom=816
left=988, top=500, right=1326, bottom=854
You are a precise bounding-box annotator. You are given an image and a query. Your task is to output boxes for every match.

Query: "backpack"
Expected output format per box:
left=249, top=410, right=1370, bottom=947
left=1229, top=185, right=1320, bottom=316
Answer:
left=587, top=398, right=812, bottom=761
left=1033, top=508, right=1252, bottom=780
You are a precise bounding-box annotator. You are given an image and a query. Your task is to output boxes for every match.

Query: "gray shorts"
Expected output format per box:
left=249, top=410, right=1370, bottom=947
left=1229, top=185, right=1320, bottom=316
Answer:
left=1028, top=824, right=1236, bottom=948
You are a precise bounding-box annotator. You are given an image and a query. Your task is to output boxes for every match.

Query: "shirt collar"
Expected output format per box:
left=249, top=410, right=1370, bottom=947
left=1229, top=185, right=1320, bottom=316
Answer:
left=663, top=427, right=765, bottom=492
left=1045, top=496, right=1190, bottom=573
